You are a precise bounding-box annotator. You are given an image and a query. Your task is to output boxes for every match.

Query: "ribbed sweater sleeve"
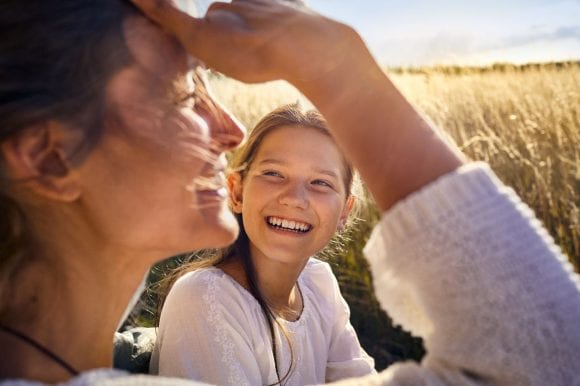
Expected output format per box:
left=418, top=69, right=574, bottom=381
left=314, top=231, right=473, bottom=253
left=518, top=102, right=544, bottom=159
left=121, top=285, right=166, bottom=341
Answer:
left=330, top=163, right=580, bottom=385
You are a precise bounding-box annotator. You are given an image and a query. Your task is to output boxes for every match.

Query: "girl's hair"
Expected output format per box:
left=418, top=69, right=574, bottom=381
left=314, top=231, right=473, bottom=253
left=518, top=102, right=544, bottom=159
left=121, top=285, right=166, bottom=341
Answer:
left=155, top=103, right=355, bottom=385
left=0, top=0, right=137, bottom=318
left=229, top=103, right=354, bottom=194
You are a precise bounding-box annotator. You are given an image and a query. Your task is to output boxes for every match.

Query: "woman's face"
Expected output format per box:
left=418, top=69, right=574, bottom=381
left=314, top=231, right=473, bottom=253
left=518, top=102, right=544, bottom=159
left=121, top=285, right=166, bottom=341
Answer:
left=77, top=16, right=244, bottom=259
left=230, top=125, right=352, bottom=266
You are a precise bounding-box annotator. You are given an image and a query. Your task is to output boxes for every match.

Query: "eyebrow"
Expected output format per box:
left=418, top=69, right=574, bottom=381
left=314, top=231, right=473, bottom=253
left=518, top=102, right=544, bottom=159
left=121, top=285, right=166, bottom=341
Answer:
left=257, top=158, right=340, bottom=179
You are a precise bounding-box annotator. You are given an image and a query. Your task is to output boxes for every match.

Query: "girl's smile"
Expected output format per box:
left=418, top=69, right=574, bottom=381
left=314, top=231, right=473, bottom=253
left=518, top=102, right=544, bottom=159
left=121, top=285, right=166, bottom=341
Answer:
left=229, top=124, right=352, bottom=265
left=265, top=215, right=312, bottom=234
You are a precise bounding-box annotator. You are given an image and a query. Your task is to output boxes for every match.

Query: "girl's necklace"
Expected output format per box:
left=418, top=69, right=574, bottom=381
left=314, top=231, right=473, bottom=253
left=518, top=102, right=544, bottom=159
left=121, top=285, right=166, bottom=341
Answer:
left=0, top=323, right=79, bottom=377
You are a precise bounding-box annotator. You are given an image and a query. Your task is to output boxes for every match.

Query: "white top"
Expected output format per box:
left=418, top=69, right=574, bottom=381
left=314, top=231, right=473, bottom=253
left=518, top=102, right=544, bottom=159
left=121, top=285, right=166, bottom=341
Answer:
left=149, top=259, right=376, bottom=385
left=0, top=370, right=204, bottom=386
left=343, top=163, right=580, bottom=385
left=3, top=163, right=580, bottom=386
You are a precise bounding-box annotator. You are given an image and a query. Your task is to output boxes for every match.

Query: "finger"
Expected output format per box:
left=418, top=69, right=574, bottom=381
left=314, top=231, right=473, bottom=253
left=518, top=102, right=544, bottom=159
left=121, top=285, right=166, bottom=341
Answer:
left=204, top=2, right=250, bottom=29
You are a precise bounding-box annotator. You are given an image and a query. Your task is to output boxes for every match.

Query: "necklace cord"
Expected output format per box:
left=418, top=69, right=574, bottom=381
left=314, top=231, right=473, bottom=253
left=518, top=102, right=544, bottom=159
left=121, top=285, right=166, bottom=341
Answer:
left=0, top=323, right=79, bottom=377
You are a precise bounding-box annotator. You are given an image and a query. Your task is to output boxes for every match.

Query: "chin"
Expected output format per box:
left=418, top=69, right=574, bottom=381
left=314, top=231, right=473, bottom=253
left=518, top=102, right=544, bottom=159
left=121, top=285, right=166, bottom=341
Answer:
left=196, top=208, right=240, bottom=249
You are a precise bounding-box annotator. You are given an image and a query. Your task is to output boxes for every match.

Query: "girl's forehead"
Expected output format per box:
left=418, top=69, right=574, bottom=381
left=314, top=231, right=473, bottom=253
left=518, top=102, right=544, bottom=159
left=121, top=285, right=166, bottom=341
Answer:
left=254, top=126, right=343, bottom=166
left=259, top=125, right=336, bottom=149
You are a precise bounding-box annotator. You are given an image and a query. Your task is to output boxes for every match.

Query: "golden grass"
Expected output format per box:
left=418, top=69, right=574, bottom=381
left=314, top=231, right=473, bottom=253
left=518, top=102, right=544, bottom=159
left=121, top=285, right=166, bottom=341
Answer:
left=209, top=63, right=580, bottom=269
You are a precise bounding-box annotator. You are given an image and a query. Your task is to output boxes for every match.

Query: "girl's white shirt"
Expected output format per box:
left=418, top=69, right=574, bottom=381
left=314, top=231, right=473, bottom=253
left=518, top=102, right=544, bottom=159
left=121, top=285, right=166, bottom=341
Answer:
left=149, top=259, right=376, bottom=385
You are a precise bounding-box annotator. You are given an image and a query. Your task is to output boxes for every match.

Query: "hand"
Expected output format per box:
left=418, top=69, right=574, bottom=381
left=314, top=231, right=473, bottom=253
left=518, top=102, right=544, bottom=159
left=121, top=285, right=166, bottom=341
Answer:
left=129, top=0, right=360, bottom=86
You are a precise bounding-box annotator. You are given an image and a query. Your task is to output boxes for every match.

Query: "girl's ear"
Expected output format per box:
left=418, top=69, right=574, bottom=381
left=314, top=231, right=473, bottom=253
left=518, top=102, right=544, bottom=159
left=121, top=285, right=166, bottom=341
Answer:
left=0, top=121, right=81, bottom=202
left=227, top=172, right=244, bottom=213
left=338, top=195, right=355, bottom=231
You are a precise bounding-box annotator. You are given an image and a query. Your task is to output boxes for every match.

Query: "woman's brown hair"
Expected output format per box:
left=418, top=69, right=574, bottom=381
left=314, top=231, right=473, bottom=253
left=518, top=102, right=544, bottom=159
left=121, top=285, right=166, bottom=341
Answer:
left=0, top=0, right=137, bottom=318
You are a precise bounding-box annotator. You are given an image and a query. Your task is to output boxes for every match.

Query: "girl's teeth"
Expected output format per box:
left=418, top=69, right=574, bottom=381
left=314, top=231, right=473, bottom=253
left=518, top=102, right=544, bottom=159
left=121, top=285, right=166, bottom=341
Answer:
left=268, top=217, right=310, bottom=233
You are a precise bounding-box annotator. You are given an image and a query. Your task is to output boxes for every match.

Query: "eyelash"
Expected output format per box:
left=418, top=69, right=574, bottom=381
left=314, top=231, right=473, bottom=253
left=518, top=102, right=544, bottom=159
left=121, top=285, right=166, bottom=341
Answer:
left=176, top=93, right=198, bottom=108
left=174, top=68, right=210, bottom=110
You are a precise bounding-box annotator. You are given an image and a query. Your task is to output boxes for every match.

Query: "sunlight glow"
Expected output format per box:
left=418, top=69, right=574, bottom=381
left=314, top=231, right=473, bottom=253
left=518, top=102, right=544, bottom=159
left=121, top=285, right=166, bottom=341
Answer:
left=307, top=0, right=580, bottom=67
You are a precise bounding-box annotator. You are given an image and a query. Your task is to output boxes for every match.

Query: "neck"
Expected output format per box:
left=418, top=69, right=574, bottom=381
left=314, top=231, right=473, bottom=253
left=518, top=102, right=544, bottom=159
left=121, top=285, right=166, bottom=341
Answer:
left=223, top=245, right=309, bottom=321
left=0, top=247, right=150, bottom=382
left=256, top=263, right=302, bottom=311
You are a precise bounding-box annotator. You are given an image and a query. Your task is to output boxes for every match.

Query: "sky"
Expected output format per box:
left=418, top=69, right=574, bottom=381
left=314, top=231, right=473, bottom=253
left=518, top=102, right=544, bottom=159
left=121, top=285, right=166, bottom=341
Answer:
left=191, top=0, right=580, bottom=67
left=305, top=0, right=580, bottom=67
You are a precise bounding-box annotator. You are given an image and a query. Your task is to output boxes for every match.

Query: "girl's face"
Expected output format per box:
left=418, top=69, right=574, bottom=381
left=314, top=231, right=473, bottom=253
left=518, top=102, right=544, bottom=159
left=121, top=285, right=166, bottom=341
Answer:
left=229, top=125, right=352, bottom=266
left=77, top=16, right=244, bottom=260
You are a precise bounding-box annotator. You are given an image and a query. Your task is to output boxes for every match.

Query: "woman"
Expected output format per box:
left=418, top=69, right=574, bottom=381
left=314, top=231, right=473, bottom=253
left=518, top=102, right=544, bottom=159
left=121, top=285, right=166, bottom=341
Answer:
left=151, top=105, right=375, bottom=385
left=0, top=1, right=244, bottom=384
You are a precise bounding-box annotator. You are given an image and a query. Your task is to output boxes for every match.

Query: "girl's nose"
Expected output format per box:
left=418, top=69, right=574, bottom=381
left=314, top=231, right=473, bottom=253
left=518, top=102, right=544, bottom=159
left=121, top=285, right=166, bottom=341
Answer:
left=278, top=182, right=309, bottom=210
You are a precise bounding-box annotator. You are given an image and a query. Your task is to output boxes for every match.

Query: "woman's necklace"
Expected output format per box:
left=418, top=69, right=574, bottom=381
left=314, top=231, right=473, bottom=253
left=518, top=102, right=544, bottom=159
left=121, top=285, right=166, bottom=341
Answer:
left=0, top=323, right=79, bottom=377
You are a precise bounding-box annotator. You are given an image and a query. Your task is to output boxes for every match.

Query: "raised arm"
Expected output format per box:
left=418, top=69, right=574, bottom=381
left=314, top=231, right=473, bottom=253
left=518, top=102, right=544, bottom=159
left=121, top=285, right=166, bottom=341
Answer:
left=127, top=0, right=463, bottom=210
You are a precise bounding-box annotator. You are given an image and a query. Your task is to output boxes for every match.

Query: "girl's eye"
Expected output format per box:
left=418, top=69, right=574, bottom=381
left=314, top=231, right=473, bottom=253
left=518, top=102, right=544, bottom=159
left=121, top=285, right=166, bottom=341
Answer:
left=312, top=179, right=334, bottom=189
left=262, top=170, right=283, bottom=178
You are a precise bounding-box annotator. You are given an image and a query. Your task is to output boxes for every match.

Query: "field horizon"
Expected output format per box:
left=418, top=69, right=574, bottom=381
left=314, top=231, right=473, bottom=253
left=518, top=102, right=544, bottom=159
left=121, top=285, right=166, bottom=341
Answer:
left=385, top=59, right=580, bottom=75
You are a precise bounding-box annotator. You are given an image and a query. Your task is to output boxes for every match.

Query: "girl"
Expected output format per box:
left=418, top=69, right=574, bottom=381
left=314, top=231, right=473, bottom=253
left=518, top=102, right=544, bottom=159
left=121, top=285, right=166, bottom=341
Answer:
left=151, top=105, right=376, bottom=385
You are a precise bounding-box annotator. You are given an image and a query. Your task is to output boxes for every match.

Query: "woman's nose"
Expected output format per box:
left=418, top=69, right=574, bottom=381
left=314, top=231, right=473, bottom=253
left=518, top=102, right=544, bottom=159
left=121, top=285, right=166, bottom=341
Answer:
left=210, top=101, right=245, bottom=151
left=192, top=69, right=245, bottom=151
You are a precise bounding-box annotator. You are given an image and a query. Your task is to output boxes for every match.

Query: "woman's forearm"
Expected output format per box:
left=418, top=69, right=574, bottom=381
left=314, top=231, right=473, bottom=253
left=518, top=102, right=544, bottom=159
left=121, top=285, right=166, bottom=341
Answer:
left=296, top=30, right=464, bottom=210
left=126, top=0, right=462, bottom=210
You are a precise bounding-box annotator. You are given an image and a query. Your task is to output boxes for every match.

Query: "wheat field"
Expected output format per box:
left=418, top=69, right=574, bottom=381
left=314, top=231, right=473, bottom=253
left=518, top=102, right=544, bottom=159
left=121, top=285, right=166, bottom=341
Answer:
left=209, top=62, right=580, bottom=269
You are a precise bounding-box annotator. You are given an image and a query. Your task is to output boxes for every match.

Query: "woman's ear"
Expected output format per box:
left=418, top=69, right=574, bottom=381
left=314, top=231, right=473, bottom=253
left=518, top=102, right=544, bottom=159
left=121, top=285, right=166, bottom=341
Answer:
left=0, top=121, right=81, bottom=202
left=227, top=172, right=244, bottom=213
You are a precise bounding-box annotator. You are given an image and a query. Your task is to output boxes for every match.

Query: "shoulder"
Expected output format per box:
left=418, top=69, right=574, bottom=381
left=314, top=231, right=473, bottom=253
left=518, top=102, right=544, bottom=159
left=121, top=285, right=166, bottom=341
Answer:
left=300, top=258, right=345, bottom=315
left=163, top=266, right=261, bottom=321
left=303, top=257, right=335, bottom=278
left=167, top=267, right=246, bottom=305
left=301, top=257, right=338, bottom=289
left=171, top=266, right=223, bottom=293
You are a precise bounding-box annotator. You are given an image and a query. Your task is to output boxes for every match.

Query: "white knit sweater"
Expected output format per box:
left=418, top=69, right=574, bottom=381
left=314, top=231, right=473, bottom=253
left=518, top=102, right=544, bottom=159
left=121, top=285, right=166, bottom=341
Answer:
left=333, top=162, right=580, bottom=385
left=3, top=163, right=579, bottom=385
